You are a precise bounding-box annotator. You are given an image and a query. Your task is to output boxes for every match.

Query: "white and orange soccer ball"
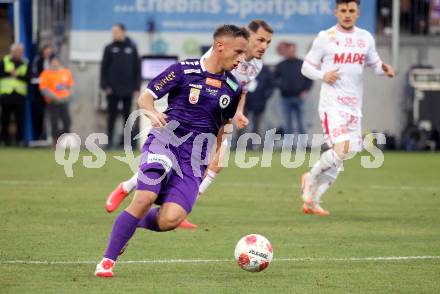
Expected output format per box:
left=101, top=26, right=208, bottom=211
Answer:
left=234, top=234, right=273, bottom=272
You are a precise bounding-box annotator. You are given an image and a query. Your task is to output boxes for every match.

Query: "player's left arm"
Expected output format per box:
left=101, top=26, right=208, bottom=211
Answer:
left=222, top=83, right=242, bottom=130
left=234, top=91, right=249, bottom=129
left=381, top=63, right=395, bottom=78
left=366, top=34, right=395, bottom=78
left=217, top=118, right=233, bottom=152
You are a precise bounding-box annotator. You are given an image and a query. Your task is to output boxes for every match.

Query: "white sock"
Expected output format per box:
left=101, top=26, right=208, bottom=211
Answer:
left=198, top=170, right=217, bottom=194
left=313, top=165, right=341, bottom=204
left=308, top=149, right=342, bottom=185
left=122, top=172, right=138, bottom=193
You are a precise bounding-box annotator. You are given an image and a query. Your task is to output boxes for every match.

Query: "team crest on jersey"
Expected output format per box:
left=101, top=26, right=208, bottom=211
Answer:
left=189, top=88, right=200, bottom=104
left=357, top=39, right=366, bottom=48
left=328, top=30, right=337, bottom=43
left=249, top=67, right=257, bottom=78
left=219, top=94, right=231, bottom=109
left=345, top=37, right=355, bottom=47
left=237, top=63, right=248, bottom=74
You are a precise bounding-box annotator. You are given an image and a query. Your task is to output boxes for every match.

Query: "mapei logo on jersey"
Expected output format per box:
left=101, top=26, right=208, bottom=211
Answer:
left=189, top=88, right=201, bottom=104
left=206, top=77, right=222, bottom=88
left=154, top=71, right=176, bottom=91
left=334, top=53, right=366, bottom=65
left=219, top=94, right=231, bottom=109
left=184, top=69, right=201, bottom=74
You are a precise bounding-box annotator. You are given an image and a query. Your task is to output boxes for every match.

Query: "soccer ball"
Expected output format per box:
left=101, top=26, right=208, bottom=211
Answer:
left=234, top=234, right=273, bottom=272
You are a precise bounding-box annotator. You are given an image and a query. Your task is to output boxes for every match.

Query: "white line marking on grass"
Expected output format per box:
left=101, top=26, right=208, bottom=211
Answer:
left=1, top=256, right=439, bottom=265
left=220, top=182, right=440, bottom=192
left=0, top=180, right=53, bottom=186
left=276, top=256, right=440, bottom=262
left=370, top=185, right=439, bottom=192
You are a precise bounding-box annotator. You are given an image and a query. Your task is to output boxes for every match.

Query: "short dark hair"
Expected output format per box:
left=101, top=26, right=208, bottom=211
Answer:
left=113, top=23, right=126, bottom=31
left=248, top=19, right=274, bottom=34
left=213, top=25, right=250, bottom=40
left=336, top=0, right=360, bottom=6
left=48, top=53, right=60, bottom=62
left=40, top=44, right=52, bottom=52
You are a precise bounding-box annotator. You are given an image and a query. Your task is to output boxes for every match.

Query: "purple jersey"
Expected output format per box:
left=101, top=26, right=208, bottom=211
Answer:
left=146, top=56, right=242, bottom=136
left=137, top=56, right=242, bottom=213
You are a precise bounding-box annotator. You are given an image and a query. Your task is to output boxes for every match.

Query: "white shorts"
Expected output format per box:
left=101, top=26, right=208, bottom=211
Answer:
left=319, top=110, right=363, bottom=153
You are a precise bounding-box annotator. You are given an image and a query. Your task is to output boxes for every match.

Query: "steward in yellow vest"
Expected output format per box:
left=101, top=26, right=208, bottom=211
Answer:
left=0, top=43, right=30, bottom=146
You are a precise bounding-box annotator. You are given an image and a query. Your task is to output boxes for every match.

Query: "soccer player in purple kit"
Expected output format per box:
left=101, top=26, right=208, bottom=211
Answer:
left=94, top=25, right=249, bottom=277
left=104, top=20, right=273, bottom=229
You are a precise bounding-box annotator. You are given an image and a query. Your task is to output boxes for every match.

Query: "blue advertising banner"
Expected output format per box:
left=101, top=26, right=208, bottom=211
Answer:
left=72, top=0, right=377, bottom=34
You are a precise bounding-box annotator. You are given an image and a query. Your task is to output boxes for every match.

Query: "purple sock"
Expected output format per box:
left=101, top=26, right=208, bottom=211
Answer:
left=137, top=207, right=161, bottom=232
left=104, top=211, right=139, bottom=261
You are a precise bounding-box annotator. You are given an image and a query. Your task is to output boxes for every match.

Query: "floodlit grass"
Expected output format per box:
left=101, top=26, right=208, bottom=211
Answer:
left=0, top=149, right=439, bottom=293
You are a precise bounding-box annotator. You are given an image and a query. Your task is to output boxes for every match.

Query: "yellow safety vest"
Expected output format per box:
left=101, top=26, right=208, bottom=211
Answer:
left=0, top=55, right=28, bottom=96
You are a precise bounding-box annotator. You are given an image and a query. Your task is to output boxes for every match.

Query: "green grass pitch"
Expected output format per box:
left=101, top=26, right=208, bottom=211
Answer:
left=0, top=149, right=439, bottom=293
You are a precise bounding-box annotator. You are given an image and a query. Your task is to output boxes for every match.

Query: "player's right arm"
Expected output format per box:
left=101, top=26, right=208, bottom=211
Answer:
left=301, top=32, right=340, bottom=85
left=138, top=62, right=182, bottom=128
left=138, top=91, right=167, bottom=128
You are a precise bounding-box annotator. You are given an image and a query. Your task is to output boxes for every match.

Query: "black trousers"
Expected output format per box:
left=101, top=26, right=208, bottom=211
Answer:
left=247, top=110, right=264, bottom=136
left=31, top=87, right=46, bottom=140
left=0, top=93, right=25, bottom=146
left=106, top=94, right=132, bottom=147
left=47, top=102, right=71, bottom=142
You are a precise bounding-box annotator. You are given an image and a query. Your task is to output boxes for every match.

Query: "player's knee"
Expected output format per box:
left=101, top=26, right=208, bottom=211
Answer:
left=157, top=210, right=186, bottom=231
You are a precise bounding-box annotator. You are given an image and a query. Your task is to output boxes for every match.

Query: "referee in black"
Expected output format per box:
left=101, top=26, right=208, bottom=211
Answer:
left=100, top=23, right=141, bottom=149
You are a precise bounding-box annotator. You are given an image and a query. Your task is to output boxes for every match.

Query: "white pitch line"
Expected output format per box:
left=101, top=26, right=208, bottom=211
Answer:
left=369, top=185, right=439, bottom=192
left=1, top=256, right=439, bottom=265
left=276, top=256, right=440, bottom=262
left=0, top=180, right=54, bottom=186
left=220, top=182, right=440, bottom=192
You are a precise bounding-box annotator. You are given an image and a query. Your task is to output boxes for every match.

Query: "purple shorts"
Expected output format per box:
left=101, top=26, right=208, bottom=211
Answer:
left=136, top=132, right=203, bottom=214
